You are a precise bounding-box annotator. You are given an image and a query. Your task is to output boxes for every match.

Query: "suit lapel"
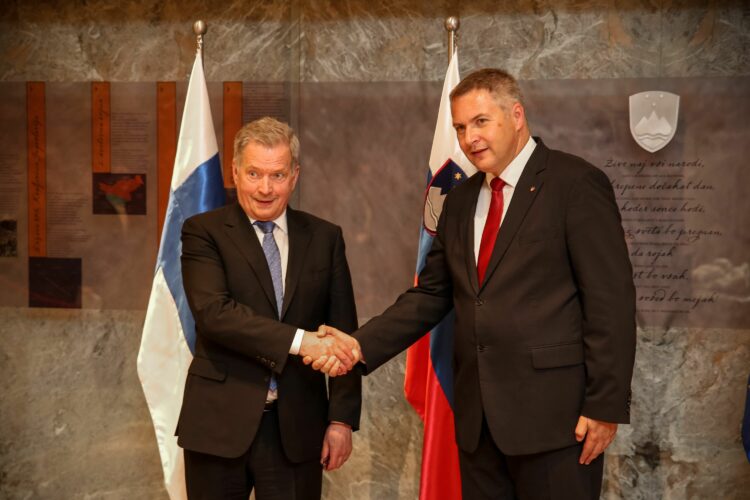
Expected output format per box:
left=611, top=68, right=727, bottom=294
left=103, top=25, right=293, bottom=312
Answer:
left=223, top=203, right=278, bottom=314
left=479, top=141, right=548, bottom=291
left=282, top=207, right=312, bottom=319
left=461, top=173, right=484, bottom=295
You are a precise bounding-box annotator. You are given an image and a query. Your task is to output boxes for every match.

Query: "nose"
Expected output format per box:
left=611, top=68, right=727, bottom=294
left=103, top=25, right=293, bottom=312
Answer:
left=466, top=125, right=480, bottom=145
left=258, top=175, right=272, bottom=194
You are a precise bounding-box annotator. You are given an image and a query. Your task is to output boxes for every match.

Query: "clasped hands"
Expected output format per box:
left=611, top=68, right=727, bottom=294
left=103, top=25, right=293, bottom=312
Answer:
left=299, top=325, right=362, bottom=377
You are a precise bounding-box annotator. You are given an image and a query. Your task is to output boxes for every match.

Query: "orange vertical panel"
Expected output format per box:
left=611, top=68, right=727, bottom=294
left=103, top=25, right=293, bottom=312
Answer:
left=91, top=82, right=111, bottom=173
left=27, top=82, right=46, bottom=257
left=223, top=82, right=242, bottom=188
left=157, top=82, right=177, bottom=244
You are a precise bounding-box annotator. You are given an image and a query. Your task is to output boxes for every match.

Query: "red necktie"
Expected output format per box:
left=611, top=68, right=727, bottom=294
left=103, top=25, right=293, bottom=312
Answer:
left=477, top=177, right=506, bottom=284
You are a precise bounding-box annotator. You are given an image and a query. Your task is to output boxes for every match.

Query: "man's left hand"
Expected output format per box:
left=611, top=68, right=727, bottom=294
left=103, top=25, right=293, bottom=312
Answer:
left=574, top=415, right=618, bottom=465
left=320, top=422, right=353, bottom=471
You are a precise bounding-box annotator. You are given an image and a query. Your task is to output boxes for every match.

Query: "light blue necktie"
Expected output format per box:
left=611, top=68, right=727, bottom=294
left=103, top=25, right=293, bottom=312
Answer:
left=255, top=220, right=282, bottom=401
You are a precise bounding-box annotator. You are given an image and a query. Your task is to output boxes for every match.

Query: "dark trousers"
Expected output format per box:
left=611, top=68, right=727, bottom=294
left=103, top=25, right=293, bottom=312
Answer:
left=459, top=417, right=603, bottom=500
left=183, top=408, right=322, bottom=500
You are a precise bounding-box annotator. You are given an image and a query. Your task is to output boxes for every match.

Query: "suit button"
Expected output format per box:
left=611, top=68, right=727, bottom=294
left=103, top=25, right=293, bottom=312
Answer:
left=475, top=298, right=484, bottom=306
left=477, top=344, right=486, bottom=352
left=270, top=361, right=276, bottom=368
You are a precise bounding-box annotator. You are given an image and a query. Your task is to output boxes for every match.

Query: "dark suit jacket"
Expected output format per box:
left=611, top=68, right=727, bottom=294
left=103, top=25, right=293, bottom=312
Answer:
left=356, top=139, right=636, bottom=456
left=176, top=203, right=361, bottom=461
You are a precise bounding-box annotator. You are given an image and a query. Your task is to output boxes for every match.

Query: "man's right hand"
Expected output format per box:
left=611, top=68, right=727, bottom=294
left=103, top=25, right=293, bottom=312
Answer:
left=299, top=325, right=361, bottom=376
left=301, top=325, right=362, bottom=377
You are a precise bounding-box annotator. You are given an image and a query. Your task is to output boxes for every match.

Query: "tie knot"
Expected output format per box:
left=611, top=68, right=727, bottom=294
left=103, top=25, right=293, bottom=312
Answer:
left=255, top=220, right=275, bottom=234
left=490, top=177, right=505, bottom=192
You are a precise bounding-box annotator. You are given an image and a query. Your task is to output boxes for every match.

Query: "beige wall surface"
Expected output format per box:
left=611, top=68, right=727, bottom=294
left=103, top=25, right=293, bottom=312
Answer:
left=1, top=1, right=748, bottom=499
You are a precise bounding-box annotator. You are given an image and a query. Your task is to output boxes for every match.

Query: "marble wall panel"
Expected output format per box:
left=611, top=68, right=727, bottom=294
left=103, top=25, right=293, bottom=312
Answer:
left=299, top=0, right=451, bottom=81
left=603, top=328, right=750, bottom=499
left=2, top=1, right=747, bottom=83
left=661, top=0, right=750, bottom=77
left=0, top=308, right=166, bottom=499
left=297, top=81, right=441, bottom=317
left=0, top=0, right=294, bottom=82
left=456, top=0, right=662, bottom=79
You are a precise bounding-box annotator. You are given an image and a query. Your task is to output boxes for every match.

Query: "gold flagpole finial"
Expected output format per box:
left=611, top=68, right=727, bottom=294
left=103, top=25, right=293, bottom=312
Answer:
left=444, top=16, right=460, bottom=63
left=193, top=20, right=207, bottom=55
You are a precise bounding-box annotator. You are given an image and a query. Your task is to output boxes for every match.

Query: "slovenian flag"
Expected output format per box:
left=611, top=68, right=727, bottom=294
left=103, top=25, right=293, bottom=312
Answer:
left=404, top=49, right=475, bottom=499
left=137, top=51, right=225, bottom=499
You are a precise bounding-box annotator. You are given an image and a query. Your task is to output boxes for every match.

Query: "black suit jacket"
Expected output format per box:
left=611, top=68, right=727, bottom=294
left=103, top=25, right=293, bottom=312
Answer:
left=176, top=203, right=361, bottom=461
left=356, top=139, right=635, bottom=456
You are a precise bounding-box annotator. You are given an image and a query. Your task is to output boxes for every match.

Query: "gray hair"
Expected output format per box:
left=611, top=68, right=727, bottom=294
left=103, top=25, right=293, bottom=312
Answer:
left=233, top=117, right=300, bottom=167
left=450, top=68, right=524, bottom=111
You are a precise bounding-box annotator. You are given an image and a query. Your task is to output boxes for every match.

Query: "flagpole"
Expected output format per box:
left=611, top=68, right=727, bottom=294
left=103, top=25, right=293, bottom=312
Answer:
left=444, top=16, right=459, bottom=63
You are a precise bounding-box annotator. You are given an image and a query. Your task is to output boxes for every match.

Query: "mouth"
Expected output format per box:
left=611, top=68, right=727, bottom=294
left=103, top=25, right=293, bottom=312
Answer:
left=253, top=198, right=276, bottom=207
left=470, top=147, right=488, bottom=158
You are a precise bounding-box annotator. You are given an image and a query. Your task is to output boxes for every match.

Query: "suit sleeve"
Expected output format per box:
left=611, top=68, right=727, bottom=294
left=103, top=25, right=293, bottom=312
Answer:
left=325, top=227, right=362, bottom=430
left=181, top=216, right=297, bottom=374
left=354, top=201, right=455, bottom=373
left=565, top=166, right=636, bottom=423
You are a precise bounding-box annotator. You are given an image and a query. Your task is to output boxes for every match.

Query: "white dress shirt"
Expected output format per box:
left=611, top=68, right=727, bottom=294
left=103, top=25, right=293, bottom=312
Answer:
left=473, top=137, right=537, bottom=263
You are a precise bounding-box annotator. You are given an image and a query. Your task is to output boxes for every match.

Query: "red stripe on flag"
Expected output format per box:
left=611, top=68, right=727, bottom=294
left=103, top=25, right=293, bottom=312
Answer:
left=404, top=333, right=430, bottom=421
left=405, top=271, right=429, bottom=419
left=419, top=353, right=462, bottom=500
left=404, top=268, right=463, bottom=499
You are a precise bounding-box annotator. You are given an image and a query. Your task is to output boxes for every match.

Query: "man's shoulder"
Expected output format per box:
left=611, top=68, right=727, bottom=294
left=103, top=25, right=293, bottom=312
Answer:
left=184, top=204, right=235, bottom=228
left=542, top=142, right=604, bottom=180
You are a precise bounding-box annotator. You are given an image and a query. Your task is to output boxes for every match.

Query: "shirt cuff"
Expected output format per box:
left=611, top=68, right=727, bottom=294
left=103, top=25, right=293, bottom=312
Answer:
left=289, top=328, right=305, bottom=355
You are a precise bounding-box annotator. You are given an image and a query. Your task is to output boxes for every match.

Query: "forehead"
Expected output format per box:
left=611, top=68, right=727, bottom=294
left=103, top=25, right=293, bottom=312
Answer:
left=238, top=141, right=292, bottom=170
left=451, top=89, right=505, bottom=120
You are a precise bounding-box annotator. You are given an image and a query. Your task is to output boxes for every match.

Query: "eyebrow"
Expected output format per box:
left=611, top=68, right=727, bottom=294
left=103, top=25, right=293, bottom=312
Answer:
left=454, top=113, right=488, bottom=127
left=242, top=163, right=292, bottom=173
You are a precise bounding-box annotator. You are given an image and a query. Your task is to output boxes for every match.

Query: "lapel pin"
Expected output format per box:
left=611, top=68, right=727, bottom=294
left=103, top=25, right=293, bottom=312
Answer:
left=530, top=185, right=536, bottom=192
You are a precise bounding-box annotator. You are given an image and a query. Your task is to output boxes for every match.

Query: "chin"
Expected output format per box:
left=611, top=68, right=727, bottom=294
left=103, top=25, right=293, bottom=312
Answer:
left=252, top=204, right=276, bottom=215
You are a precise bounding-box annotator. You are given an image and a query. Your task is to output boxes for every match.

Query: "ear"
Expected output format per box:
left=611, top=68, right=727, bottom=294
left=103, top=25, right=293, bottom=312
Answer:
left=290, top=164, right=300, bottom=190
left=511, top=102, right=526, bottom=131
left=231, top=158, right=240, bottom=185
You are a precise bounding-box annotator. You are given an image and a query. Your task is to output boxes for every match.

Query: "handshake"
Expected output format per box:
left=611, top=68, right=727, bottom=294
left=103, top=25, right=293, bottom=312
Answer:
left=299, top=326, right=363, bottom=377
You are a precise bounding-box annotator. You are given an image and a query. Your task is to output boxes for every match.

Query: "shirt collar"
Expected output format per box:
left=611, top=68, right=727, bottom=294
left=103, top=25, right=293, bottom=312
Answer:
left=249, top=209, right=288, bottom=235
left=485, top=136, right=537, bottom=188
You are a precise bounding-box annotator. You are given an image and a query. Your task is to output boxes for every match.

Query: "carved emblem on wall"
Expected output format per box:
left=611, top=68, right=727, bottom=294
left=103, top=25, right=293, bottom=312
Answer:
left=629, top=91, right=680, bottom=153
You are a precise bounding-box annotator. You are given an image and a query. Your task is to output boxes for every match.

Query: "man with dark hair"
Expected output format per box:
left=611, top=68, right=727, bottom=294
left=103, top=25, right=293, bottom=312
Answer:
left=312, top=68, right=636, bottom=499
left=177, top=117, right=361, bottom=500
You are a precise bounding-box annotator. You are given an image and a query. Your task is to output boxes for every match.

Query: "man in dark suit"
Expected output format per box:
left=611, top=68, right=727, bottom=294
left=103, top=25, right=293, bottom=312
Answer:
left=312, top=68, right=636, bottom=499
left=177, top=117, right=361, bottom=500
